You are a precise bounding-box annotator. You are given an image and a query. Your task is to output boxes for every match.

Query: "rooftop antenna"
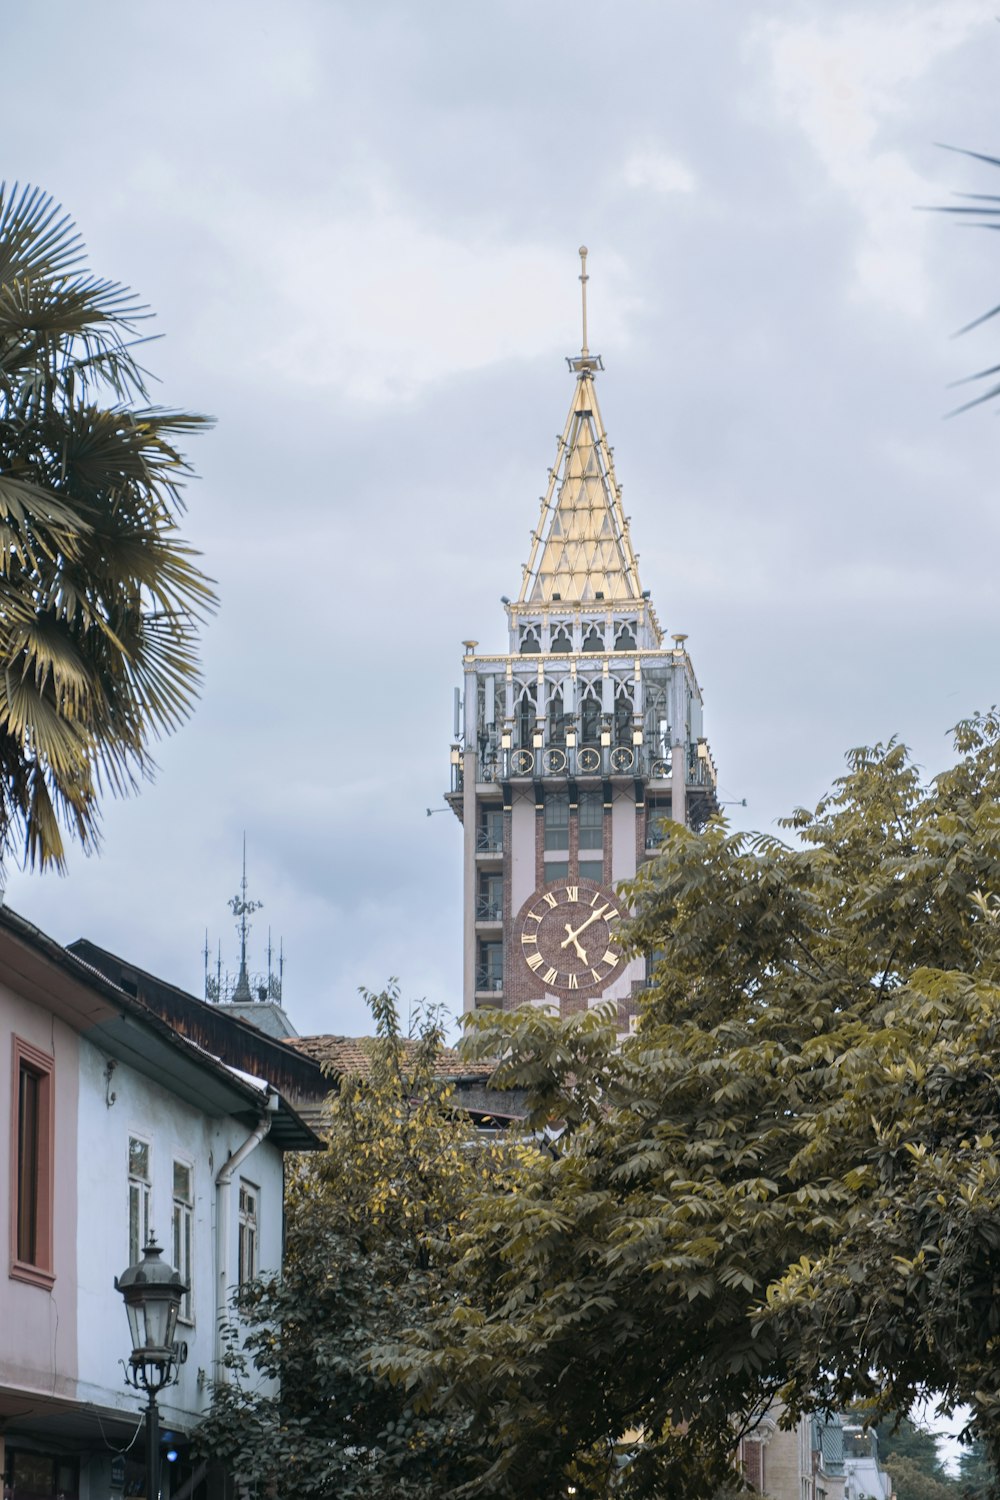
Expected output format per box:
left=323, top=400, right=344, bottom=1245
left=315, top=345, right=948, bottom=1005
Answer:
left=567, top=246, right=603, bottom=375
left=229, top=833, right=262, bottom=1002
left=579, top=244, right=589, bottom=359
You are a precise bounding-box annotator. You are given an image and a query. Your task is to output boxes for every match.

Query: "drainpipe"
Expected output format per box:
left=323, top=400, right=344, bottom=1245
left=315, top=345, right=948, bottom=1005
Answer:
left=214, top=1093, right=278, bottom=1382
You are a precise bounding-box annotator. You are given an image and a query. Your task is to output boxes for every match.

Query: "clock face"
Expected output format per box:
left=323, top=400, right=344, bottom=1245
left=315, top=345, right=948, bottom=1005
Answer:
left=516, top=879, right=629, bottom=993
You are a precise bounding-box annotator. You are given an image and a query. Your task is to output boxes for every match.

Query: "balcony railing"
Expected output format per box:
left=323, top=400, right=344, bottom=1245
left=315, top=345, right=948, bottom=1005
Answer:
left=475, top=968, right=503, bottom=993
left=476, top=898, right=503, bottom=922
left=460, top=739, right=717, bottom=791
left=476, top=828, right=503, bottom=854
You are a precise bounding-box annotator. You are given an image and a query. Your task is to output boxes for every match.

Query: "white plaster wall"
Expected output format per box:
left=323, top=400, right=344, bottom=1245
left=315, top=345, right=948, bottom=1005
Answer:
left=510, top=795, right=536, bottom=915
left=75, top=1035, right=284, bottom=1428
left=610, top=793, right=637, bottom=883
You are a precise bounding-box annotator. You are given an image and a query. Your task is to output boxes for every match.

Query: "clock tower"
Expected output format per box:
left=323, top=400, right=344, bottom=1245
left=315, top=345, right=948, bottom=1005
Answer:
left=447, top=249, right=718, bottom=1027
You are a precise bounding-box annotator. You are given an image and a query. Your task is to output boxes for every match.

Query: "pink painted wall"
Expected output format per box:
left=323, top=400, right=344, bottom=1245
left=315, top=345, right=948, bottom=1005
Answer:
left=0, top=985, right=79, bottom=1398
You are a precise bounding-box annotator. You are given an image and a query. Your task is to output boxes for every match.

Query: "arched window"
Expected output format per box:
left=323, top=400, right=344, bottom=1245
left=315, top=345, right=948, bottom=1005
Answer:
left=550, top=624, right=572, bottom=653
left=519, top=624, right=540, bottom=655
left=614, top=683, right=633, bottom=745
left=579, top=684, right=602, bottom=745
left=547, top=682, right=566, bottom=745
left=581, top=624, right=604, bottom=653
left=614, top=621, right=637, bottom=652
left=515, top=683, right=537, bottom=748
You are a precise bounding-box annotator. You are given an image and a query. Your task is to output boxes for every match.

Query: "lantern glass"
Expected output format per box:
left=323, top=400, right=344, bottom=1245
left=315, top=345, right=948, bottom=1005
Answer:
left=118, top=1239, right=187, bottom=1366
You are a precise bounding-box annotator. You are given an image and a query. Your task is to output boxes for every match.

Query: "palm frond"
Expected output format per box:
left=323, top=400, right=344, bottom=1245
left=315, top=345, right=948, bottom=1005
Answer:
left=933, top=145, right=1000, bottom=412
left=0, top=186, right=217, bottom=866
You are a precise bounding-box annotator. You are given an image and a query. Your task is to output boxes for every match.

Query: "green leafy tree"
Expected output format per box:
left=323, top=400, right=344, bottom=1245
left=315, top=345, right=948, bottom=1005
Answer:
left=957, top=1439, right=995, bottom=1500
left=198, top=984, right=512, bottom=1498
left=390, top=714, right=1000, bottom=1499
left=0, top=183, right=214, bottom=867
left=874, top=1417, right=954, bottom=1500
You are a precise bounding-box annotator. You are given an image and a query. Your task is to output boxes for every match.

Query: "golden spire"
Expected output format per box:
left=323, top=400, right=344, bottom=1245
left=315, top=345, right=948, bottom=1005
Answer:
left=518, top=249, right=641, bottom=605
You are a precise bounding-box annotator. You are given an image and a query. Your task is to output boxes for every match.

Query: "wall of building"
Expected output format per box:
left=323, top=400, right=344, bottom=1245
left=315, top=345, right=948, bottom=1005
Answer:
left=74, top=1034, right=285, bottom=1430
left=0, top=985, right=80, bottom=1400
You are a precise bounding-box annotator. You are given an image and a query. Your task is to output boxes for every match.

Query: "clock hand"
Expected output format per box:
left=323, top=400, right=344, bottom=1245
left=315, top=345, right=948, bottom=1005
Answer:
left=561, top=904, right=609, bottom=951
left=562, top=923, right=588, bottom=962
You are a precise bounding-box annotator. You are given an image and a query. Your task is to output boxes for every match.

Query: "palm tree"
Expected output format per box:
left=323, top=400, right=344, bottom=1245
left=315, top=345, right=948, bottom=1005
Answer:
left=933, top=146, right=1000, bottom=413
left=0, top=183, right=216, bottom=868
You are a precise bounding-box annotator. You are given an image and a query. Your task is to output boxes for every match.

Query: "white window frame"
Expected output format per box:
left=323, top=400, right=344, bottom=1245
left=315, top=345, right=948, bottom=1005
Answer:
left=172, top=1158, right=194, bottom=1324
left=238, top=1179, right=258, bottom=1287
left=128, top=1135, right=151, bottom=1265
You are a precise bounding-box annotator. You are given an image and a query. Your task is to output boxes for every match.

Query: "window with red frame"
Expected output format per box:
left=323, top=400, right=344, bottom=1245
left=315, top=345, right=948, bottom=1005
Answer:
left=10, top=1037, right=54, bottom=1286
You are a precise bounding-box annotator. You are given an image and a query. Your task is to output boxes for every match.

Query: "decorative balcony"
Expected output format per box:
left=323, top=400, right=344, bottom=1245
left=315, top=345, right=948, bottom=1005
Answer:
left=475, top=967, right=503, bottom=996
left=475, top=898, right=503, bottom=923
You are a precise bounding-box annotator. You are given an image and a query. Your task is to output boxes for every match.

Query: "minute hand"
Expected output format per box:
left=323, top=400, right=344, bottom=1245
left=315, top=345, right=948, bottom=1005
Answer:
left=560, top=904, right=609, bottom=951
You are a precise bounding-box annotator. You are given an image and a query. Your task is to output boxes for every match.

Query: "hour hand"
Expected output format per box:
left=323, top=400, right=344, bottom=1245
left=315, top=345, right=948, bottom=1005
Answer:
left=562, top=923, right=587, bottom=962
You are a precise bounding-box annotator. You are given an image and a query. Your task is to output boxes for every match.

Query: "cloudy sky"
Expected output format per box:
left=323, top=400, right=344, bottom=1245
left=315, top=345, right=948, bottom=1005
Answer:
left=4, top=0, right=999, bottom=1038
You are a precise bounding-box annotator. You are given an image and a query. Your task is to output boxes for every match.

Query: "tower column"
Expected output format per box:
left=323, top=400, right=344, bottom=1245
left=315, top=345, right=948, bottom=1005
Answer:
left=671, top=737, right=687, bottom=826
left=462, top=646, right=478, bottom=1011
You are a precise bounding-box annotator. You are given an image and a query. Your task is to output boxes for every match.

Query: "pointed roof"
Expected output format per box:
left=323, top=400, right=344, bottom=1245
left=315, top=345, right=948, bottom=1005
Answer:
left=519, top=250, right=641, bottom=606
left=519, top=368, right=642, bottom=605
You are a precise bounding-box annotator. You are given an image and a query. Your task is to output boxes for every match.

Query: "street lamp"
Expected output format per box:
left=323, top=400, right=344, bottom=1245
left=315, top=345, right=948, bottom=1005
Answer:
left=116, top=1236, right=188, bottom=1500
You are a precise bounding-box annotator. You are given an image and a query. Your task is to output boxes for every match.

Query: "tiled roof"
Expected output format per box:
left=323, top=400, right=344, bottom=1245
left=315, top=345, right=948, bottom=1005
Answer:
left=285, top=1034, right=497, bottom=1083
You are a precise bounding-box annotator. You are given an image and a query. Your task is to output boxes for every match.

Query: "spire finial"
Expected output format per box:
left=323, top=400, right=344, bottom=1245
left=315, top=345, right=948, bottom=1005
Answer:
left=579, top=245, right=589, bottom=357
left=229, top=833, right=262, bottom=1002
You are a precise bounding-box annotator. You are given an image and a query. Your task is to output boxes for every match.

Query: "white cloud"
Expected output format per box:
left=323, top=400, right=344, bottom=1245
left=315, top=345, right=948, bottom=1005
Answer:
left=623, top=148, right=696, bottom=196
left=761, top=2, right=987, bottom=318
left=182, top=188, right=637, bottom=404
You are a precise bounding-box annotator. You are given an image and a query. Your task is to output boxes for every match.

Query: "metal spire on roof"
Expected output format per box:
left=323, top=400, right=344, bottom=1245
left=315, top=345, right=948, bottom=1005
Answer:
left=518, top=248, right=641, bottom=605
left=579, top=244, right=589, bottom=359
left=230, top=834, right=261, bottom=1003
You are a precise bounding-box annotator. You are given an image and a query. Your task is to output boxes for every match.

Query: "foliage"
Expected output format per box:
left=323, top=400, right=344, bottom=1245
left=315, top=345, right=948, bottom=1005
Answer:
left=887, top=1454, right=957, bottom=1500
left=387, top=714, right=1000, bottom=1498
left=875, top=1415, right=949, bottom=1478
left=933, top=146, right=1000, bottom=414
left=198, top=984, right=513, bottom=1499
left=957, top=1439, right=995, bottom=1500
left=0, top=183, right=214, bottom=867
left=874, top=1416, right=953, bottom=1500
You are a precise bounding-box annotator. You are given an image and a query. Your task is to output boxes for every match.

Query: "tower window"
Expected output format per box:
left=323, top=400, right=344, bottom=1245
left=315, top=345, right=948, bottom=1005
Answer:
left=516, top=684, right=537, bottom=749
left=581, top=625, right=604, bottom=652
left=580, top=694, right=601, bottom=746
left=550, top=625, right=572, bottom=653
left=544, top=792, right=569, bottom=850
left=548, top=690, right=566, bottom=745
left=519, top=625, right=541, bottom=654
left=579, top=790, right=603, bottom=850
left=614, top=622, right=637, bottom=651
left=477, top=941, right=503, bottom=992
left=614, top=687, right=633, bottom=746
left=477, top=872, right=503, bottom=921
left=477, top=806, right=503, bottom=853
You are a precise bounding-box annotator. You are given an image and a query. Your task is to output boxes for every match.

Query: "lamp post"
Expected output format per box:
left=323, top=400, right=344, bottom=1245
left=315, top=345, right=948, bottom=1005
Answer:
left=116, top=1236, right=188, bottom=1500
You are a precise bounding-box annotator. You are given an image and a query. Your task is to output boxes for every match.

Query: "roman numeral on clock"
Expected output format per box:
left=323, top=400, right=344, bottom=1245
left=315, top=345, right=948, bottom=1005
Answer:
left=526, top=951, right=543, bottom=971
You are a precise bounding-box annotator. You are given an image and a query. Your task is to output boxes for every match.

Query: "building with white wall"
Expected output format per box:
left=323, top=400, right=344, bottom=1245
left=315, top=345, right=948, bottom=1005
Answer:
left=0, top=905, right=320, bottom=1499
